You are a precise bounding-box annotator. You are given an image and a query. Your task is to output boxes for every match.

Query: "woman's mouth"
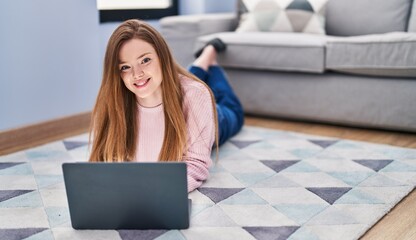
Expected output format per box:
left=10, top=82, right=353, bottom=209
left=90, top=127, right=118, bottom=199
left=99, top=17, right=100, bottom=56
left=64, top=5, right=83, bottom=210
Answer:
left=133, top=78, right=151, bottom=88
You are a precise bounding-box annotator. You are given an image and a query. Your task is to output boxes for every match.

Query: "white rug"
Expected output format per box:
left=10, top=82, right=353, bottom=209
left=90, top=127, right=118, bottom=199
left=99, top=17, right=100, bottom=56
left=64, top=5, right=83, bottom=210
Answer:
left=0, top=126, right=415, bottom=240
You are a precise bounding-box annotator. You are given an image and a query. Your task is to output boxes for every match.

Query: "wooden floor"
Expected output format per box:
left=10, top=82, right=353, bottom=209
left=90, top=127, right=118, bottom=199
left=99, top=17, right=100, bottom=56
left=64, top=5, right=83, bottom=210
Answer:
left=245, top=116, right=416, bottom=240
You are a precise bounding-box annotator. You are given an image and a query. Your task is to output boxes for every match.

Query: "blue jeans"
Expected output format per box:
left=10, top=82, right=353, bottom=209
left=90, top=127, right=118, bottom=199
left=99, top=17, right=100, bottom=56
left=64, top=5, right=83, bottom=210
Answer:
left=188, top=65, right=244, bottom=146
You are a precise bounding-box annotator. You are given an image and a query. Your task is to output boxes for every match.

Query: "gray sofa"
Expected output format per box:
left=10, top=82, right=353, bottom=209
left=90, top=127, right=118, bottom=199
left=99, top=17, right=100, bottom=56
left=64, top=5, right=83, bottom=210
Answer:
left=160, top=0, right=416, bottom=132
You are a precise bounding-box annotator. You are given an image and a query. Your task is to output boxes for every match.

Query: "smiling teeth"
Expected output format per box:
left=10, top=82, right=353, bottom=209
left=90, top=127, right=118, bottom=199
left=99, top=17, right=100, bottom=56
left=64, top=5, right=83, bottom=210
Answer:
left=134, top=79, right=149, bottom=86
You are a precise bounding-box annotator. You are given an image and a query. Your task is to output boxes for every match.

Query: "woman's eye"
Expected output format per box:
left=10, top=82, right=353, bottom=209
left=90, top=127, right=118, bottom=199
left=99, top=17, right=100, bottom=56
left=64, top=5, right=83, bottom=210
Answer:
left=142, top=57, right=151, bottom=64
left=120, top=65, right=130, bottom=71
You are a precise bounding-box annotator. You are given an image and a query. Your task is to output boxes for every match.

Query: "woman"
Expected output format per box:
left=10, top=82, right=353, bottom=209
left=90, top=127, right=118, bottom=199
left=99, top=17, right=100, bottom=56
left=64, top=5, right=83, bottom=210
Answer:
left=89, top=19, right=243, bottom=192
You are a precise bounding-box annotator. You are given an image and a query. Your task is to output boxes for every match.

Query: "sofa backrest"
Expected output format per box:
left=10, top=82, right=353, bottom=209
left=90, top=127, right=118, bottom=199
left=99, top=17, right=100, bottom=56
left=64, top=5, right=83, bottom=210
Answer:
left=408, top=1, right=416, bottom=32
left=325, top=0, right=413, bottom=36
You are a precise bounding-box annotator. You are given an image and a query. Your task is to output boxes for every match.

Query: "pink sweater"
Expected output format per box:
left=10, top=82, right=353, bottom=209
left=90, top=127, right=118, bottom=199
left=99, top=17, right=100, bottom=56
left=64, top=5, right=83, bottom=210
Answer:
left=134, top=76, right=215, bottom=192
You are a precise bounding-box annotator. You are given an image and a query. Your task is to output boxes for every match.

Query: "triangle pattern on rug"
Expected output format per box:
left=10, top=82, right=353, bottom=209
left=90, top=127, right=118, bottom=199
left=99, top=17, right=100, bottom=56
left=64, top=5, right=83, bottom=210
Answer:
left=358, top=174, right=404, bottom=187
left=192, top=205, right=237, bottom=227
left=288, top=227, right=320, bottom=240
left=353, top=159, right=394, bottom=172
left=118, top=229, right=168, bottom=240
left=307, top=187, right=352, bottom=204
left=45, top=207, right=71, bottom=228
left=35, top=175, right=64, bottom=189
left=274, top=204, right=328, bottom=225
left=0, top=162, right=25, bottom=171
left=0, top=191, right=43, bottom=208
left=0, top=190, right=33, bottom=202
left=0, top=228, right=47, bottom=240
left=221, top=189, right=268, bottom=205
left=198, top=188, right=244, bottom=203
left=307, top=206, right=359, bottom=225
left=260, top=160, right=300, bottom=173
left=243, top=226, right=300, bottom=240
left=381, top=160, right=416, bottom=172
left=309, top=140, right=338, bottom=148
left=1, top=125, right=416, bottom=240
left=229, top=140, right=261, bottom=149
left=232, top=172, right=275, bottom=187
left=335, top=189, right=384, bottom=204
left=63, top=141, right=88, bottom=151
left=328, top=172, right=374, bottom=186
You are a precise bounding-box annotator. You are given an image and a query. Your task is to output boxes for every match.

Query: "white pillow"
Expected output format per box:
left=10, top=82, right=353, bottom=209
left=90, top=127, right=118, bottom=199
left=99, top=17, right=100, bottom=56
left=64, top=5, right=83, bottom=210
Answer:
left=236, top=0, right=329, bottom=35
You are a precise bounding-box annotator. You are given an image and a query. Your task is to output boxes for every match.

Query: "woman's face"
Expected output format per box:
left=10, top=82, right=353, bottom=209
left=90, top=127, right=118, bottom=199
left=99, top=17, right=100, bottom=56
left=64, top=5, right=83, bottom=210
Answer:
left=118, top=38, right=163, bottom=107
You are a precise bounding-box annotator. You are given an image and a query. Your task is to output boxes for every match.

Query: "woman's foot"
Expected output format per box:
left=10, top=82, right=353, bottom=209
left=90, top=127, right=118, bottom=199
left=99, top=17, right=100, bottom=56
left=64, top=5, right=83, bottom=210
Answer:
left=192, top=45, right=217, bottom=71
left=194, top=38, right=227, bottom=58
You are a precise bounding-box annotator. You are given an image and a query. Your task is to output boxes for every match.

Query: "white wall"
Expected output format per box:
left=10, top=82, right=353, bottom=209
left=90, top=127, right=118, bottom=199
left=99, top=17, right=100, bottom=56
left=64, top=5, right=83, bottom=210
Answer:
left=0, top=0, right=101, bottom=131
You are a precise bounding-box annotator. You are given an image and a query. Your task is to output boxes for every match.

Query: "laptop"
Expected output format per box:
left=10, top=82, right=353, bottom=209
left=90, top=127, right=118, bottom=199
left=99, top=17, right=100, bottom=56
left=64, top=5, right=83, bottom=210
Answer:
left=62, top=162, right=190, bottom=229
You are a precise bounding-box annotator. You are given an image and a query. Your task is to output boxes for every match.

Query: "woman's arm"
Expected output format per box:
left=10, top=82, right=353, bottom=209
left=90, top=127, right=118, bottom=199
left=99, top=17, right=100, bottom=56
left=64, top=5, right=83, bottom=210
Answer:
left=182, top=80, right=216, bottom=192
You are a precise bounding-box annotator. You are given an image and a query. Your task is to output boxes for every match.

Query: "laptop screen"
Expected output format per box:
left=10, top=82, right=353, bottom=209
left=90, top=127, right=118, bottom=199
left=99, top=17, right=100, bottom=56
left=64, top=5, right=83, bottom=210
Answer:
left=62, top=162, right=190, bottom=229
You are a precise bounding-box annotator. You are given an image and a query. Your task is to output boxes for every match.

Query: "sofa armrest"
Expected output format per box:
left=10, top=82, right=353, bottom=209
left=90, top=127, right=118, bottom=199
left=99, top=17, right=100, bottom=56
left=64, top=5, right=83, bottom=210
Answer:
left=160, top=13, right=238, bottom=66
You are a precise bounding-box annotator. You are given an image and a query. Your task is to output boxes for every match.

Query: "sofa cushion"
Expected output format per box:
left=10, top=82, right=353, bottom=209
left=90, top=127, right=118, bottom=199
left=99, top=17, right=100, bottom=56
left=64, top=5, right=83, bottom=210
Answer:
left=196, top=32, right=326, bottom=73
left=326, top=32, right=416, bottom=77
left=236, top=0, right=328, bottom=34
left=325, top=0, right=412, bottom=36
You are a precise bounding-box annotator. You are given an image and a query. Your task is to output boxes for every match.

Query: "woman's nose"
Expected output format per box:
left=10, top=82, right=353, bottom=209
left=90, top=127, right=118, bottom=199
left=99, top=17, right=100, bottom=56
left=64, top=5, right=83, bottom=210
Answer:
left=133, top=66, right=144, bottom=78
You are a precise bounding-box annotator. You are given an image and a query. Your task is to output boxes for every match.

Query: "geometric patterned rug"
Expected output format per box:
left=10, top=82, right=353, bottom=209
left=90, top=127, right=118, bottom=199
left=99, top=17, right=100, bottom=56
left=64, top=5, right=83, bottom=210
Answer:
left=0, top=126, right=415, bottom=240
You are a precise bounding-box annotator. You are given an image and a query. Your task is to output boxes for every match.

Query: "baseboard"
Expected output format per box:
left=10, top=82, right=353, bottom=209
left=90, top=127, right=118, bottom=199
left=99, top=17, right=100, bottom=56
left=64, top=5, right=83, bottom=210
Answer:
left=0, top=112, right=91, bottom=156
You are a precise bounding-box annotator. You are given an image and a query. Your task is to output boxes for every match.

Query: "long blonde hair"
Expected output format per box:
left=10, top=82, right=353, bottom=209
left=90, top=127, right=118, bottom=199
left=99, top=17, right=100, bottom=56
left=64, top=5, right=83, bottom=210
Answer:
left=89, top=19, right=218, bottom=162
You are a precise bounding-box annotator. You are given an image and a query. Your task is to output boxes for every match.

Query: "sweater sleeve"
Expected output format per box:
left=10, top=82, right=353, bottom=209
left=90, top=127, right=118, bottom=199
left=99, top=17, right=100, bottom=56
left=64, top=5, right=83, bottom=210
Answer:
left=182, top=80, right=216, bottom=192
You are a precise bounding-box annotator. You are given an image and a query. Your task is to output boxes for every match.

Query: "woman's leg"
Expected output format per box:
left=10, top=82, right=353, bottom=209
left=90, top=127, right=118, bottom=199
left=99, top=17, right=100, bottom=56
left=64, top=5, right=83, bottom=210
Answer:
left=188, top=45, right=244, bottom=145
left=206, top=65, right=244, bottom=145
